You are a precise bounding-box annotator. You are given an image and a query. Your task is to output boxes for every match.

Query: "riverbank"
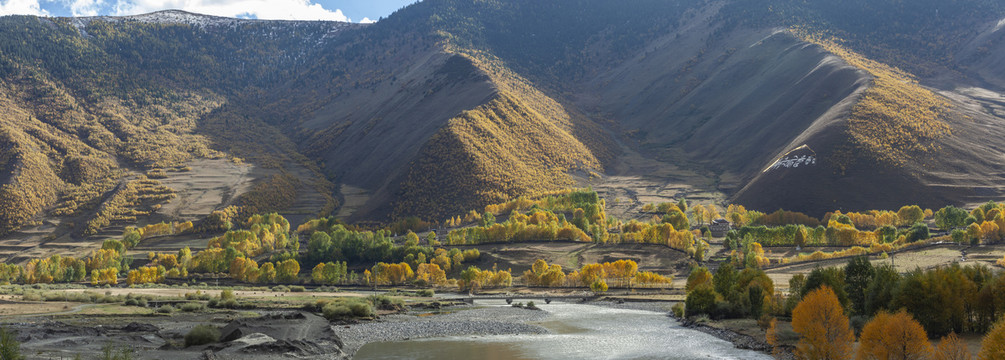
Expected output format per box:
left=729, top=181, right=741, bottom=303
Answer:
left=674, top=315, right=795, bottom=360
left=335, top=304, right=550, bottom=358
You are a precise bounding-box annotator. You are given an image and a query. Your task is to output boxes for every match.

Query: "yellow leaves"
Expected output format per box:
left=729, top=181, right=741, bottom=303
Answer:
left=126, top=266, right=164, bottom=286
left=238, top=174, right=301, bottom=216
left=371, top=262, right=415, bottom=286
left=857, top=310, right=933, bottom=360
left=933, top=332, right=972, bottom=360
left=393, top=84, right=603, bottom=220
left=979, top=318, right=1005, bottom=360
left=792, top=286, right=855, bottom=360
left=230, top=257, right=260, bottom=283
left=90, top=267, right=118, bottom=286
left=524, top=259, right=566, bottom=287
left=275, top=259, right=300, bottom=283
left=459, top=266, right=512, bottom=290
left=85, top=249, right=121, bottom=272
left=416, top=263, right=447, bottom=286
left=797, top=32, right=951, bottom=168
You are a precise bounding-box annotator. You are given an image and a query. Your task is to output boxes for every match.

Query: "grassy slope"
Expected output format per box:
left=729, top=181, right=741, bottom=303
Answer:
left=0, top=15, right=341, bottom=236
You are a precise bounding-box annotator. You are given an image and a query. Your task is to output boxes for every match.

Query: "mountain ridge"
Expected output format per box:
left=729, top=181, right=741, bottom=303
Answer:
left=1, top=0, right=1005, bottom=242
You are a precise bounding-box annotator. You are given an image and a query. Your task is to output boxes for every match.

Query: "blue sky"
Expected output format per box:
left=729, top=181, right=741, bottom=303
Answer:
left=0, top=0, right=420, bottom=23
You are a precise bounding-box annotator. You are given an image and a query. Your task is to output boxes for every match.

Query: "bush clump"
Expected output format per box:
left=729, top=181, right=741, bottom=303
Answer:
left=368, top=295, right=403, bottom=311
left=320, top=298, right=374, bottom=321
left=184, top=325, right=220, bottom=347
left=180, top=303, right=205, bottom=312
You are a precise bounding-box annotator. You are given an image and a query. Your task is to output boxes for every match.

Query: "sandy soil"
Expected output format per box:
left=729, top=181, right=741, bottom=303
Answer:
left=155, top=159, right=256, bottom=221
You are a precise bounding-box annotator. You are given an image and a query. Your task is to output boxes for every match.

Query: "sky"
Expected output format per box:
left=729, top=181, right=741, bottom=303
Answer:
left=0, top=0, right=419, bottom=23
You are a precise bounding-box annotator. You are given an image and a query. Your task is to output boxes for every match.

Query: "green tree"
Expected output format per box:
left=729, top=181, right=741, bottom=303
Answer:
left=664, top=210, right=690, bottom=231
left=935, top=206, right=969, bottom=230
left=803, top=267, right=849, bottom=309
left=404, top=231, right=420, bottom=247
left=714, top=263, right=739, bottom=303
left=897, top=205, right=924, bottom=226
left=906, top=222, right=931, bottom=243
left=865, top=264, right=901, bottom=316
left=686, top=266, right=712, bottom=292
left=685, top=283, right=717, bottom=317
left=844, top=256, right=874, bottom=316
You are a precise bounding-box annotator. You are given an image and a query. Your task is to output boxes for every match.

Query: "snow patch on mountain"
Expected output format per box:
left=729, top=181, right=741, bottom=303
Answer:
left=69, top=10, right=362, bottom=37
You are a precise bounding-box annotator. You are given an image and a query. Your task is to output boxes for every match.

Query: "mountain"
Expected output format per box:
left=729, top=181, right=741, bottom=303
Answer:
left=0, top=0, right=1004, bottom=239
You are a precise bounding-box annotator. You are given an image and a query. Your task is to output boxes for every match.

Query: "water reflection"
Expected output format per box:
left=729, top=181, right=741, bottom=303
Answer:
left=356, top=301, right=772, bottom=360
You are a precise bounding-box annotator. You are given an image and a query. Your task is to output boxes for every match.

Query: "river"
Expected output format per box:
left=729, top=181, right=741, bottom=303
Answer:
left=355, top=300, right=772, bottom=359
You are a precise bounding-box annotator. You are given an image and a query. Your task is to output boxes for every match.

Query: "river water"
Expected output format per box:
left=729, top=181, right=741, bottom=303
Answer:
left=355, top=301, right=772, bottom=359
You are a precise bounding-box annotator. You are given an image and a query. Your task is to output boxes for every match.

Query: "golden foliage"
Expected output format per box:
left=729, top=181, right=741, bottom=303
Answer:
left=792, top=286, right=855, bottom=360
left=857, top=310, right=934, bottom=360
left=416, top=263, right=448, bottom=286
left=237, top=173, right=301, bottom=216
left=459, top=266, right=512, bottom=290
left=126, top=266, right=165, bottom=285
left=979, top=318, right=1005, bottom=360
left=798, top=32, right=951, bottom=169
left=83, top=178, right=176, bottom=236
left=392, top=56, right=605, bottom=220
left=90, top=268, right=118, bottom=286
left=371, top=262, right=415, bottom=285
left=933, top=332, right=972, bottom=360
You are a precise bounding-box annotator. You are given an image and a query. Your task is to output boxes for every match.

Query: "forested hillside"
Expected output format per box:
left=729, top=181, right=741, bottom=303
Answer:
left=1, top=0, right=1005, bottom=240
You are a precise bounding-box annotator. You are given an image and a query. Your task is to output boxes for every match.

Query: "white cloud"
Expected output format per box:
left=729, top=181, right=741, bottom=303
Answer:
left=65, top=0, right=104, bottom=16
left=113, top=0, right=351, bottom=21
left=359, top=17, right=374, bottom=24
left=0, top=0, right=49, bottom=16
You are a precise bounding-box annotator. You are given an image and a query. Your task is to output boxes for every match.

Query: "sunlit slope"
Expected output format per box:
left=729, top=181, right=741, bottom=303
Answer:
left=0, top=14, right=344, bottom=236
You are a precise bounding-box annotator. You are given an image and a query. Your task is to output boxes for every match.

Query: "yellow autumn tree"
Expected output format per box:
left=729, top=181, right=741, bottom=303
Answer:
left=857, top=310, right=933, bottom=360
left=979, top=317, right=1005, bottom=360
left=933, top=332, right=972, bottom=360
left=792, top=286, right=855, bottom=360
left=416, top=263, right=447, bottom=286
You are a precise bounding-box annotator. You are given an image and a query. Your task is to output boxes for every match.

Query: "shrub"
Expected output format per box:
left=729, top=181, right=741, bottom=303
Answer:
left=671, top=303, right=685, bottom=318
left=322, top=304, right=353, bottom=320
left=156, top=305, right=175, bottom=314
left=184, top=325, right=220, bottom=347
left=0, top=326, right=22, bottom=360
left=218, top=299, right=238, bottom=309
left=368, top=295, right=402, bottom=310
left=417, top=289, right=434, bottom=297
left=348, top=302, right=374, bottom=317
left=220, top=289, right=236, bottom=301
left=289, top=286, right=305, bottom=292
left=180, top=303, right=204, bottom=312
